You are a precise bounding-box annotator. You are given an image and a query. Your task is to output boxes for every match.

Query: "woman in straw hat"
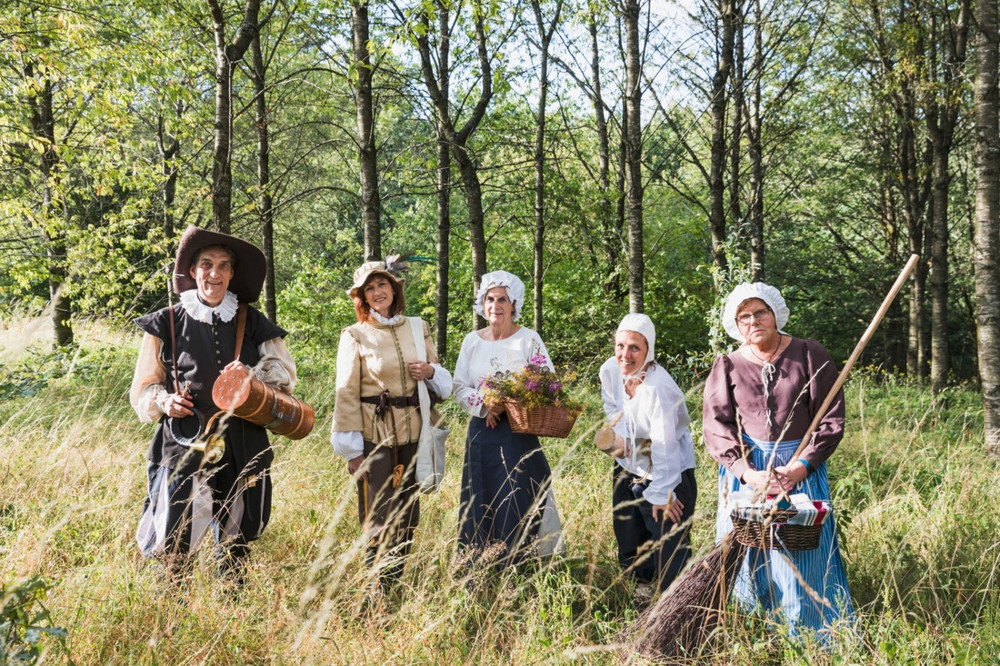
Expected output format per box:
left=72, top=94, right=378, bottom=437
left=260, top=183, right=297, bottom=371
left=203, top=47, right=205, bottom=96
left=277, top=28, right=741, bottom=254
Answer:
left=703, top=282, right=854, bottom=638
left=452, top=270, right=563, bottom=567
left=598, top=313, right=697, bottom=595
left=130, top=225, right=297, bottom=587
left=331, top=256, right=452, bottom=591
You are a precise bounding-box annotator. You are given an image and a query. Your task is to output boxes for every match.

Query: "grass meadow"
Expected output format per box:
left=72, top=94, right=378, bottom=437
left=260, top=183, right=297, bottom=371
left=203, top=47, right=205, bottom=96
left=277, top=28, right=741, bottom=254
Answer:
left=3, top=314, right=1000, bottom=664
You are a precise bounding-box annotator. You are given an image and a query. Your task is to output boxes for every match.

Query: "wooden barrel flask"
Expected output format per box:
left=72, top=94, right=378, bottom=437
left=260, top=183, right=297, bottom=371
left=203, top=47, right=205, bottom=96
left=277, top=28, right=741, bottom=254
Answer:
left=212, top=365, right=315, bottom=440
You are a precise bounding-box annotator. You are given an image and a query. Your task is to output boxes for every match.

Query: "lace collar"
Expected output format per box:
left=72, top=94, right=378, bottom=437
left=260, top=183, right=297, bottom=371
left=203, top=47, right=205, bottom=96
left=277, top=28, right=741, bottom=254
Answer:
left=179, top=290, right=239, bottom=324
left=371, top=310, right=404, bottom=327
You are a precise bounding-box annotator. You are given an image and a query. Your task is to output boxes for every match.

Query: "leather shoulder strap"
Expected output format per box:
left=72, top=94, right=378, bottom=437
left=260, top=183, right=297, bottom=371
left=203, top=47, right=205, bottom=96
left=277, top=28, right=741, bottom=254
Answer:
left=233, top=303, right=248, bottom=362
left=167, top=305, right=181, bottom=393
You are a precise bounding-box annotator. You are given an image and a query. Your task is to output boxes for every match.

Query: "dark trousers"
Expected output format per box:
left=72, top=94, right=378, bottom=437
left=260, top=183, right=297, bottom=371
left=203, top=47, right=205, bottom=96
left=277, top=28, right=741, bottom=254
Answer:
left=612, top=463, right=697, bottom=591
left=357, top=440, right=420, bottom=581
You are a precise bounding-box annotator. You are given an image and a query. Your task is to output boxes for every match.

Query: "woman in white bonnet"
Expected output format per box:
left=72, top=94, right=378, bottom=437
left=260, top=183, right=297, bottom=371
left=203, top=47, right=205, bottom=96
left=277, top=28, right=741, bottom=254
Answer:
left=598, top=313, right=697, bottom=594
left=703, top=282, right=854, bottom=639
left=452, top=270, right=562, bottom=566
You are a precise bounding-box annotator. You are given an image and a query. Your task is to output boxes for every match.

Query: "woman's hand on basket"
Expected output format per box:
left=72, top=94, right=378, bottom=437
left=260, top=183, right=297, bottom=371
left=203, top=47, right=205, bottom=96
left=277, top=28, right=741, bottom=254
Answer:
left=485, top=402, right=505, bottom=429
left=407, top=361, right=434, bottom=382
left=347, top=455, right=368, bottom=481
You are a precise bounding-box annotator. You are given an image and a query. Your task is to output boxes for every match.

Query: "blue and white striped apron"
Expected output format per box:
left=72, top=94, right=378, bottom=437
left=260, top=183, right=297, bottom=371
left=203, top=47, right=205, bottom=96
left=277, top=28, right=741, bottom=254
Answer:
left=716, top=435, right=855, bottom=639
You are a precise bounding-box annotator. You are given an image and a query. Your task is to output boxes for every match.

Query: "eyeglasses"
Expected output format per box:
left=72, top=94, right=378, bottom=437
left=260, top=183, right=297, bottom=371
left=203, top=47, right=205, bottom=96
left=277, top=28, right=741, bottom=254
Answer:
left=736, top=308, right=772, bottom=325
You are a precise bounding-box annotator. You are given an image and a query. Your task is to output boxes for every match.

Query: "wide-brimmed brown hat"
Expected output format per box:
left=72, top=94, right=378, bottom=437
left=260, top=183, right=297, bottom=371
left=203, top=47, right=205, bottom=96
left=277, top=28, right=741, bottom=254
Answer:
left=172, top=225, right=267, bottom=302
left=346, top=252, right=412, bottom=299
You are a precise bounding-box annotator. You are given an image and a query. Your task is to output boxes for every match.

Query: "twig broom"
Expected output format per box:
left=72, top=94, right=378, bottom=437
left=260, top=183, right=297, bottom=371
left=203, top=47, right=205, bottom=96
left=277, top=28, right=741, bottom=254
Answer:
left=628, top=254, right=920, bottom=660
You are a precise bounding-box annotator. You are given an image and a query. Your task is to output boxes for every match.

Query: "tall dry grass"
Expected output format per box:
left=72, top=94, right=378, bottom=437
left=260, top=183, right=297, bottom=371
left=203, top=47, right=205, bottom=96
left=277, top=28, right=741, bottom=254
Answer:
left=2, top=315, right=999, bottom=664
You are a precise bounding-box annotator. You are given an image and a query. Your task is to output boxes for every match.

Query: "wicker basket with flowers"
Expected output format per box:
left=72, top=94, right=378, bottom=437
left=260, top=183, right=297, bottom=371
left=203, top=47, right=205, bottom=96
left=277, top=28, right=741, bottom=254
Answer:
left=475, top=353, right=584, bottom=438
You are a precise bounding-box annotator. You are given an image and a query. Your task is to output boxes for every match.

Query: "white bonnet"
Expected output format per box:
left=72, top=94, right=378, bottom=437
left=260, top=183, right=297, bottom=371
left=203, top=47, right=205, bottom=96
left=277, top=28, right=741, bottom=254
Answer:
left=616, top=313, right=656, bottom=372
left=474, top=270, right=525, bottom=322
left=722, top=282, right=789, bottom=342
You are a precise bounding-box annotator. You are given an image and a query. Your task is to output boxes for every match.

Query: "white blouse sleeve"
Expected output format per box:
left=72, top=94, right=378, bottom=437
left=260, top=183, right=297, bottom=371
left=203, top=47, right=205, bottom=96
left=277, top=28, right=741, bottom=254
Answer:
left=331, top=430, right=364, bottom=460
left=642, top=381, right=687, bottom=506
left=130, top=333, right=169, bottom=424
left=598, top=357, right=628, bottom=439
left=427, top=363, right=453, bottom=401
left=453, top=334, right=487, bottom=418
left=254, top=337, right=297, bottom=393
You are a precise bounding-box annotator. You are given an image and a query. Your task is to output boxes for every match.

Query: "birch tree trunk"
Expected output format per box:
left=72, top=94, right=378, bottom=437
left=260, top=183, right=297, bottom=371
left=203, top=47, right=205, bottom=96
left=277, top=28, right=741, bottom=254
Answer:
left=973, top=0, right=1000, bottom=453
left=622, top=0, right=644, bottom=313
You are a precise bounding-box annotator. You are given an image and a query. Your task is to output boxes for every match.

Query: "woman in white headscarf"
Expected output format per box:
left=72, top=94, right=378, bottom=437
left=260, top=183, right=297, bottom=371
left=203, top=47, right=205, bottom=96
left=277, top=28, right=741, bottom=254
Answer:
left=703, top=282, right=853, bottom=639
left=453, top=270, right=562, bottom=566
left=598, top=313, right=697, bottom=593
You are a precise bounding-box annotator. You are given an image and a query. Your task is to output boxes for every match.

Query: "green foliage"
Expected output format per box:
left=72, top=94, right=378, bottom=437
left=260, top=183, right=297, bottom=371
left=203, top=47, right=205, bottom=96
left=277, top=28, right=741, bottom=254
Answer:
left=0, top=576, right=68, bottom=664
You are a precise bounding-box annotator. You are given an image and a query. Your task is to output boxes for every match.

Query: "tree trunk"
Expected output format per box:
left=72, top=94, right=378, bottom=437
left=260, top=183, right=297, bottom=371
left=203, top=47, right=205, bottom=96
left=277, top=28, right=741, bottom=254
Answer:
left=433, top=3, right=452, bottom=360
left=413, top=0, right=492, bottom=330
left=435, top=125, right=451, bottom=360
left=709, top=0, right=736, bottom=283
left=973, top=0, right=1000, bottom=454
left=352, top=0, right=381, bottom=261
left=530, top=0, right=563, bottom=338
left=928, top=139, right=951, bottom=395
left=729, top=1, right=744, bottom=255
left=252, top=34, right=277, bottom=321
left=588, top=13, right=621, bottom=301
left=622, top=0, right=643, bottom=313
left=206, top=0, right=260, bottom=234
left=157, top=112, right=180, bottom=239
left=747, top=0, right=765, bottom=281
left=924, top=0, right=969, bottom=395
left=27, top=63, right=72, bottom=347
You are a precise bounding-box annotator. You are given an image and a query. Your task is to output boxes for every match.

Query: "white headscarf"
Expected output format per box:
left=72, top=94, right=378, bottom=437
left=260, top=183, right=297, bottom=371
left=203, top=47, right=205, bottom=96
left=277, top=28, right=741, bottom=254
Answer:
left=722, top=282, right=790, bottom=342
left=616, top=313, right=656, bottom=375
left=474, top=270, right=526, bottom=322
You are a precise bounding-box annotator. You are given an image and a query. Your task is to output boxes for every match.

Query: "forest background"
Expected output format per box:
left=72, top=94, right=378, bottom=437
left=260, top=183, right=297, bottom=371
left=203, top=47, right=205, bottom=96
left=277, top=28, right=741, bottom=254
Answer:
left=4, top=0, right=1000, bottom=663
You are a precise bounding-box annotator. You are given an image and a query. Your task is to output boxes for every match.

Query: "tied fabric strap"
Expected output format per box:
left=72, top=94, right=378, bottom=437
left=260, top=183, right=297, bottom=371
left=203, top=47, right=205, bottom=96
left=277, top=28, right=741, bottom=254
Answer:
left=760, top=360, right=776, bottom=429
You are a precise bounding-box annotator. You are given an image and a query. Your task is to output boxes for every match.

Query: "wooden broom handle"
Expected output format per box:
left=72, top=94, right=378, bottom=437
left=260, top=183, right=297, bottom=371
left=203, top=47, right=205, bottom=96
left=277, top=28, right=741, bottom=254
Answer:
left=788, top=254, right=920, bottom=462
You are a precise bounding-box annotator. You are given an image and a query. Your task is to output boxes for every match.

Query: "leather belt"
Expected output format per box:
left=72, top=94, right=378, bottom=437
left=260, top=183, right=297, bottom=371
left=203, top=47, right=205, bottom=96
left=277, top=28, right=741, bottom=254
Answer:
left=361, top=390, right=419, bottom=415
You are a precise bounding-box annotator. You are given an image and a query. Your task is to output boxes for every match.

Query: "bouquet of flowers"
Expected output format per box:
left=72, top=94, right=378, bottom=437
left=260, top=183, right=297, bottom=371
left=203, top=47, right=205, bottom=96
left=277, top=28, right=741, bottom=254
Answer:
left=473, top=353, right=583, bottom=437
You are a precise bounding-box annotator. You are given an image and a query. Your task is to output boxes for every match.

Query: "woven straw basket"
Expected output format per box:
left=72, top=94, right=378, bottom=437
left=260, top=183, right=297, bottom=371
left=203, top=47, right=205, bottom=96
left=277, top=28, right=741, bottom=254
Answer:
left=730, top=508, right=823, bottom=551
left=504, top=401, right=578, bottom=439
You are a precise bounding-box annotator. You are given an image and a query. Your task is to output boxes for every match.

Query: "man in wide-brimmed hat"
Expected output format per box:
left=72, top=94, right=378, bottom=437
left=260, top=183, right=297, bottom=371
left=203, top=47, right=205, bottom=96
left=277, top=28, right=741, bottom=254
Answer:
left=129, top=225, right=297, bottom=587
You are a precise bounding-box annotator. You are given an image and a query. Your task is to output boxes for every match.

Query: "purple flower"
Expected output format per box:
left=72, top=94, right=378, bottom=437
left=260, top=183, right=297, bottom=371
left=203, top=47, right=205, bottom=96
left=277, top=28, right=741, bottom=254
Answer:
left=548, top=382, right=561, bottom=393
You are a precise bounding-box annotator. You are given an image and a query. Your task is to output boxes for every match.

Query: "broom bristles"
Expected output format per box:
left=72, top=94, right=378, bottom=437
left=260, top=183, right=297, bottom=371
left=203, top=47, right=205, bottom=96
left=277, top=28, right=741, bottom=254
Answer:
left=625, top=532, right=746, bottom=660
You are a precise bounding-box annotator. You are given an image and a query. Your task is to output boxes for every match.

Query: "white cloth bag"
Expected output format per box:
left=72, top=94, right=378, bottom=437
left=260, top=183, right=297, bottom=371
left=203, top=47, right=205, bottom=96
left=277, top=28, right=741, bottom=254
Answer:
left=409, top=317, right=448, bottom=493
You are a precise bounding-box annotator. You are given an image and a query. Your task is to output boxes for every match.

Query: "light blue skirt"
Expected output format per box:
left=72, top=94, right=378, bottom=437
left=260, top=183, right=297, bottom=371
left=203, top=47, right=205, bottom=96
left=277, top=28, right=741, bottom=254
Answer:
left=716, top=435, right=855, bottom=639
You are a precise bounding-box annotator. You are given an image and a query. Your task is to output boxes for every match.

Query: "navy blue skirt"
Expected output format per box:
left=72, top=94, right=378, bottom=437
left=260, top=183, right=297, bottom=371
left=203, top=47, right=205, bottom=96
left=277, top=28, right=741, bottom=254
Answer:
left=458, top=414, right=552, bottom=565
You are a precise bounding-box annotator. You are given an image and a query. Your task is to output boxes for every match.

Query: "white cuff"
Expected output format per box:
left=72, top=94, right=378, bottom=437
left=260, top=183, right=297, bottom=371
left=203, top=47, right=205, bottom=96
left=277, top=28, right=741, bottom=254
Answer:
left=425, top=363, right=453, bottom=401
left=332, top=430, right=364, bottom=460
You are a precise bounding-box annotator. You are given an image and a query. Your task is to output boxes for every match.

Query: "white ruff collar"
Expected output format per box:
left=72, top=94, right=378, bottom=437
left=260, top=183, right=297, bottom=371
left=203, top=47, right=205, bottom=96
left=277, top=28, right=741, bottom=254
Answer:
left=179, top=290, right=239, bottom=323
left=371, top=311, right=403, bottom=326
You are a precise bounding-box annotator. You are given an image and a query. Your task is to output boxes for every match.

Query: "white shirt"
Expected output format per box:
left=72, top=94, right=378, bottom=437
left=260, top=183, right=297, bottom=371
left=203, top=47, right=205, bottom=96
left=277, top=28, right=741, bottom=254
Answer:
left=599, top=357, right=696, bottom=506
left=453, top=327, right=553, bottom=419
